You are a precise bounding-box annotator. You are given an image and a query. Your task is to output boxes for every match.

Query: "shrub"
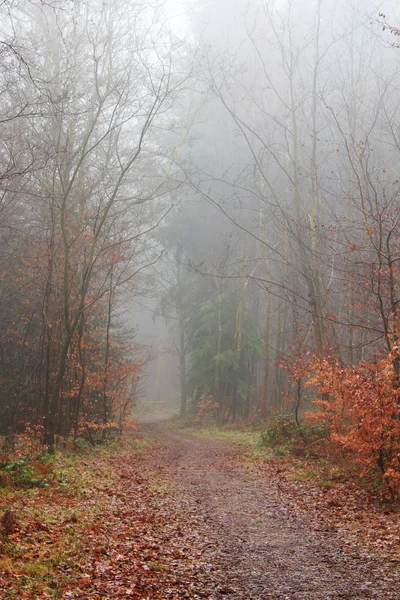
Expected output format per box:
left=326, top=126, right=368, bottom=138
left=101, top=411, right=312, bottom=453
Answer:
left=260, top=414, right=328, bottom=454
left=260, top=414, right=297, bottom=447
left=196, top=394, right=219, bottom=423
left=0, top=457, right=50, bottom=488
left=307, top=354, right=400, bottom=499
left=0, top=431, right=51, bottom=489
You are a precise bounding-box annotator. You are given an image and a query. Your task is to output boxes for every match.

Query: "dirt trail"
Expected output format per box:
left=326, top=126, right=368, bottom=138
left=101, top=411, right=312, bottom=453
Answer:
left=144, top=424, right=400, bottom=600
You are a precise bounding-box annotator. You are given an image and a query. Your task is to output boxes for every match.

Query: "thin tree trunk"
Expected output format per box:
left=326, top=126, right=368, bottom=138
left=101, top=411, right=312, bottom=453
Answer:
left=176, top=251, right=187, bottom=416
left=101, top=271, right=114, bottom=441
left=214, top=278, right=222, bottom=406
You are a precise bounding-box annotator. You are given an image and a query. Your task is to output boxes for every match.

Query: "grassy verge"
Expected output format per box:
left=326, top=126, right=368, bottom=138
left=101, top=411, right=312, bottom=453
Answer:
left=0, top=436, right=148, bottom=598
left=182, top=425, right=263, bottom=448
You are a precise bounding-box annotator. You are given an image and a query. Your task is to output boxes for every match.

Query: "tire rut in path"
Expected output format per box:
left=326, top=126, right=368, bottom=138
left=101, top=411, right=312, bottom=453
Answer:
left=146, top=425, right=400, bottom=600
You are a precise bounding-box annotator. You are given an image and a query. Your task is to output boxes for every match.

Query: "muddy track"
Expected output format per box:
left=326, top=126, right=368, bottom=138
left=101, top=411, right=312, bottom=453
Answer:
left=143, top=424, right=400, bottom=600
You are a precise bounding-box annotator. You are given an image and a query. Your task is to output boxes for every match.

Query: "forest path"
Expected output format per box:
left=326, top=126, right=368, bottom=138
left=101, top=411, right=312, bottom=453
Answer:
left=143, top=424, right=399, bottom=600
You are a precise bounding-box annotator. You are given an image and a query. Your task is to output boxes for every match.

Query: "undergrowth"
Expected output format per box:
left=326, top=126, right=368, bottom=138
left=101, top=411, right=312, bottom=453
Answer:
left=0, top=433, right=148, bottom=598
left=258, top=414, right=399, bottom=504
left=259, top=414, right=328, bottom=456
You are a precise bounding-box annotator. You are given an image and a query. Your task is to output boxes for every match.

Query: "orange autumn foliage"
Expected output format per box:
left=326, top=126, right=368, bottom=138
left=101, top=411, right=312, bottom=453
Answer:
left=307, top=354, right=400, bottom=498
left=196, top=393, right=219, bottom=422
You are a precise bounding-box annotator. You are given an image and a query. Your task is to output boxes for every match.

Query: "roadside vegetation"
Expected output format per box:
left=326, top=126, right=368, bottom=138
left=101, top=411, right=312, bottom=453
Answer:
left=0, top=433, right=139, bottom=598
left=0, top=430, right=222, bottom=599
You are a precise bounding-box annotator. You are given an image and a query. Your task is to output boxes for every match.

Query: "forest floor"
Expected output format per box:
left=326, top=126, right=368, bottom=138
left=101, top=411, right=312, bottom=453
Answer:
left=1, top=423, right=400, bottom=599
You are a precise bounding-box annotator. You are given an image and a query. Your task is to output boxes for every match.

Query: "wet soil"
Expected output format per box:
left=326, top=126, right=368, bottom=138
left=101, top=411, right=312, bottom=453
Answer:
left=144, top=424, right=400, bottom=600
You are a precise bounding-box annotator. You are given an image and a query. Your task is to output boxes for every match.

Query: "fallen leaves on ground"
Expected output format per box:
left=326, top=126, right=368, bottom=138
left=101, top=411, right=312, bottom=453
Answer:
left=240, top=452, right=400, bottom=561
left=1, top=431, right=399, bottom=600
left=0, top=439, right=222, bottom=599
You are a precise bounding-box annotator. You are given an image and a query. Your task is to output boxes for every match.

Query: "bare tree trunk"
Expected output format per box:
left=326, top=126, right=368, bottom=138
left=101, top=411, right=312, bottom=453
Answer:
left=101, top=270, right=114, bottom=441
left=214, top=278, right=222, bottom=406
left=260, top=286, right=270, bottom=418
left=232, top=259, right=248, bottom=421
left=176, top=254, right=187, bottom=416
left=41, top=216, right=55, bottom=444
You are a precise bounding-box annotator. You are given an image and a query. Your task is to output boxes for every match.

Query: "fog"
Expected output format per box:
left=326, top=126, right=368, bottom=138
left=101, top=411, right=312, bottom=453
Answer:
left=1, top=0, right=400, bottom=438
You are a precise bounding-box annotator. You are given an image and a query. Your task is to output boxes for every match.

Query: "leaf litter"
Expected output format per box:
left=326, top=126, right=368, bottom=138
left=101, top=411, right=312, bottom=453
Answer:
left=1, top=427, right=400, bottom=599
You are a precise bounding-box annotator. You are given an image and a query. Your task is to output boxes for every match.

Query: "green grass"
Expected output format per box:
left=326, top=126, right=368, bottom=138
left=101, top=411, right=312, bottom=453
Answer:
left=132, top=401, right=179, bottom=421
left=0, top=433, right=150, bottom=599
left=183, top=425, right=262, bottom=447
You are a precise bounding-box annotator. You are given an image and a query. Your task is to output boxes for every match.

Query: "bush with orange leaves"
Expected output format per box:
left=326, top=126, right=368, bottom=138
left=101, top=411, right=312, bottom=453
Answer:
left=307, top=354, right=400, bottom=500
left=196, top=394, right=219, bottom=422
